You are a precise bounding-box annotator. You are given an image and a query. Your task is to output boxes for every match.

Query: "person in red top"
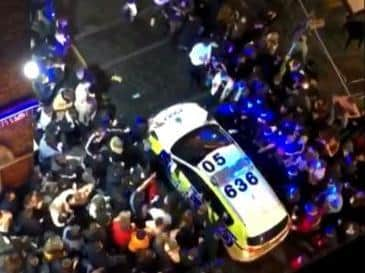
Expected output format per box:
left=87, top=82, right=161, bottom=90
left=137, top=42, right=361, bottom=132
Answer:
left=146, top=175, right=160, bottom=204
left=110, top=211, right=135, bottom=249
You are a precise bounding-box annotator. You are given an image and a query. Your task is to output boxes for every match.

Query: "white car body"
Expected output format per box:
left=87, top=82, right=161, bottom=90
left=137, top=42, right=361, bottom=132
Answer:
left=149, top=102, right=289, bottom=261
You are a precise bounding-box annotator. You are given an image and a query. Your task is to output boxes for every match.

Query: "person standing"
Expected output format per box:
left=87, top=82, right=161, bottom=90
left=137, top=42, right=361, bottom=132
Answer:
left=122, top=0, right=138, bottom=22
left=128, top=229, right=150, bottom=253
left=74, top=81, right=97, bottom=127
left=210, top=68, right=234, bottom=102
left=38, top=127, right=63, bottom=173
left=110, top=211, right=135, bottom=249
left=188, top=40, right=218, bottom=87
left=292, top=34, right=308, bottom=64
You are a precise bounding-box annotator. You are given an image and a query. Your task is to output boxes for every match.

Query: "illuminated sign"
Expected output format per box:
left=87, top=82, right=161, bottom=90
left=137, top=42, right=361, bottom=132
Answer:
left=0, top=98, right=39, bottom=129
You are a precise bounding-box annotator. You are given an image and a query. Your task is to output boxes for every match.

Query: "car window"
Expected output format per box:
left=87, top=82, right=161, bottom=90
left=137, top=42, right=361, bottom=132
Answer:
left=178, top=164, right=234, bottom=226
left=171, top=124, right=233, bottom=165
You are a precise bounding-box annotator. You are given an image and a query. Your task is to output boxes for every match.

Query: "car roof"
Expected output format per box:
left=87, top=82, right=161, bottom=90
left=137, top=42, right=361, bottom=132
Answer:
left=149, top=102, right=208, bottom=152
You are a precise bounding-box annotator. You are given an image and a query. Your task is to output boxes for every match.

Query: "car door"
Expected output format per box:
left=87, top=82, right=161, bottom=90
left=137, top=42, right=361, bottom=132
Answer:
left=177, top=163, right=237, bottom=246
left=172, top=163, right=204, bottom=209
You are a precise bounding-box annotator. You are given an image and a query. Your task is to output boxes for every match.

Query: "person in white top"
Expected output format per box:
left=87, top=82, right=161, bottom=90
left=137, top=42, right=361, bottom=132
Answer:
left=37, top=106, right=53, bottom=131
left=148, top=207, right=172, bottom=226
left=210, top=65, right=234, bottom=102
left=49, top=183, right=94, bottom=227
left=154, top=0, right=170, bottom=6
left=49, top=187, right=75, bottom=228
left=75, top=82, right=91, bottom=103
left=123, top=0, right=138, bottom=22
left=188, top=41, right=218, bottom=66
left=188, top=41, right=218, bottom=87
left=74, top=82, right=97, bottom=126
left=149, top=0, right=171, bottom=27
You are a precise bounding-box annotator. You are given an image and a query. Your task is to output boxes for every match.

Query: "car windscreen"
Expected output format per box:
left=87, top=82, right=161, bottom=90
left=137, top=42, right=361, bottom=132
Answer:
left=171, top=124, right=233, bottom=165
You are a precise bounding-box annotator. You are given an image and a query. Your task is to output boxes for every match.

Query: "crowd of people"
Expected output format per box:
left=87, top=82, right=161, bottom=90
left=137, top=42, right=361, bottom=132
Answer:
left=1, top=1, right=230, bottom=273
left=184, top=0, right=365, bottom=235
left=0, top=0, right=364, bottom=273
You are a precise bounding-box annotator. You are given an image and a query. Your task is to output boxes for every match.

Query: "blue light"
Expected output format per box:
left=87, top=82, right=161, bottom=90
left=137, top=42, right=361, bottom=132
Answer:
left=344, top=154, right=352, bottom=165
left=51, top=40, right=68, bottom=57
left=46, top=67, right=58, bottom=82
left=243, top=44, right=255, bottom=57
left=324, top=225, right=336, bottom=237
left=260, top=111, right=267, bottom=117
left=286, top=184, right=299, bottom=199
left=247, top=102, right=253, bottom=109
left=225, top=42, right=235, bottom=54
left=216, top=102, right=236, bottom=117
left=279, top=119, right=297, bottom=135
left=315, top=160, right=322, bottom=169
left=282, top=141, right=304, bottom=156
left=304, top=202, right=317, bottom=216
left=287, top=166, right=298, bottom=177
left=0, top=98, right=39, bottom=122
left=261, top=110, right=275, bottom=123
left=326, top=182, right=339, bottom=195
left=135, top=116, right=145, bottom=124
left=251, top=79, right=265, bottom=93
left=263, top=127, right=274, bottom=137
left=235, top=80, right=247, bottom=90
left=262, top=127, right=277, bottom=144
left=289, top=185, right=296, bottom=195
left=326, top=193, right=343, bottom=213
left=43, top=2, right=56, bottom=21
left=200, top=128, right=215, bottom=141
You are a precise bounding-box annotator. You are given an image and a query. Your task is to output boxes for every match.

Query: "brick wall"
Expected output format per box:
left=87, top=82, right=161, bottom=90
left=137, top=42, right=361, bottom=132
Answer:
left=0, top=1, right=34, bottom=188
left=0, top=1, right=32, bottom=108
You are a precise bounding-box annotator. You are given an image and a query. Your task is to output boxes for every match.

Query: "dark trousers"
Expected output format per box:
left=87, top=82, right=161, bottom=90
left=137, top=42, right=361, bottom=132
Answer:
left=190, top=64, right=206, bottom=88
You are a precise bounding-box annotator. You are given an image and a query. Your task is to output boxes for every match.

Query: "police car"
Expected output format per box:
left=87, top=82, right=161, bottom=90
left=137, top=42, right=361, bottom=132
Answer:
left=148, top=103, right=290, bottom=262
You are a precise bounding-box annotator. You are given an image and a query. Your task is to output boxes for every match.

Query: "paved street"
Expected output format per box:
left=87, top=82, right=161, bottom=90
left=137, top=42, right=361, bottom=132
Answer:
left=54, top=0, right=365, bottom=272
left=65, top=0, right=203, bottom=117
left=291, top=0, right=364, bottom=96
left=61, top=0, right=364, bottom=118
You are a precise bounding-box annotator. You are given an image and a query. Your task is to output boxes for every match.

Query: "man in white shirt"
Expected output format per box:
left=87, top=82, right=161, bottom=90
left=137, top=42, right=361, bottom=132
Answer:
left=210, top=69, right=234, bottom=102
left=49, top=187, right=75, bottom=227
left=188, top=41, right=218, bottom=87
left=148, top=207, right=172, bottom=226
left=49, top=183, right=94, bottom=227
left=123, top=0, right=138, bottom=22
left=189, top=41, right=218, bottom=66
left=74, top=82, right=97, bottom=126
left=37, top=106, right=53, bottom=131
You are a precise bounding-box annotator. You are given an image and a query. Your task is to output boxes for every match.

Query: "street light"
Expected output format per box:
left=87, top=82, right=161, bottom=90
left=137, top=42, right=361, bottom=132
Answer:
left=23, top=60, right=40, bottom=80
